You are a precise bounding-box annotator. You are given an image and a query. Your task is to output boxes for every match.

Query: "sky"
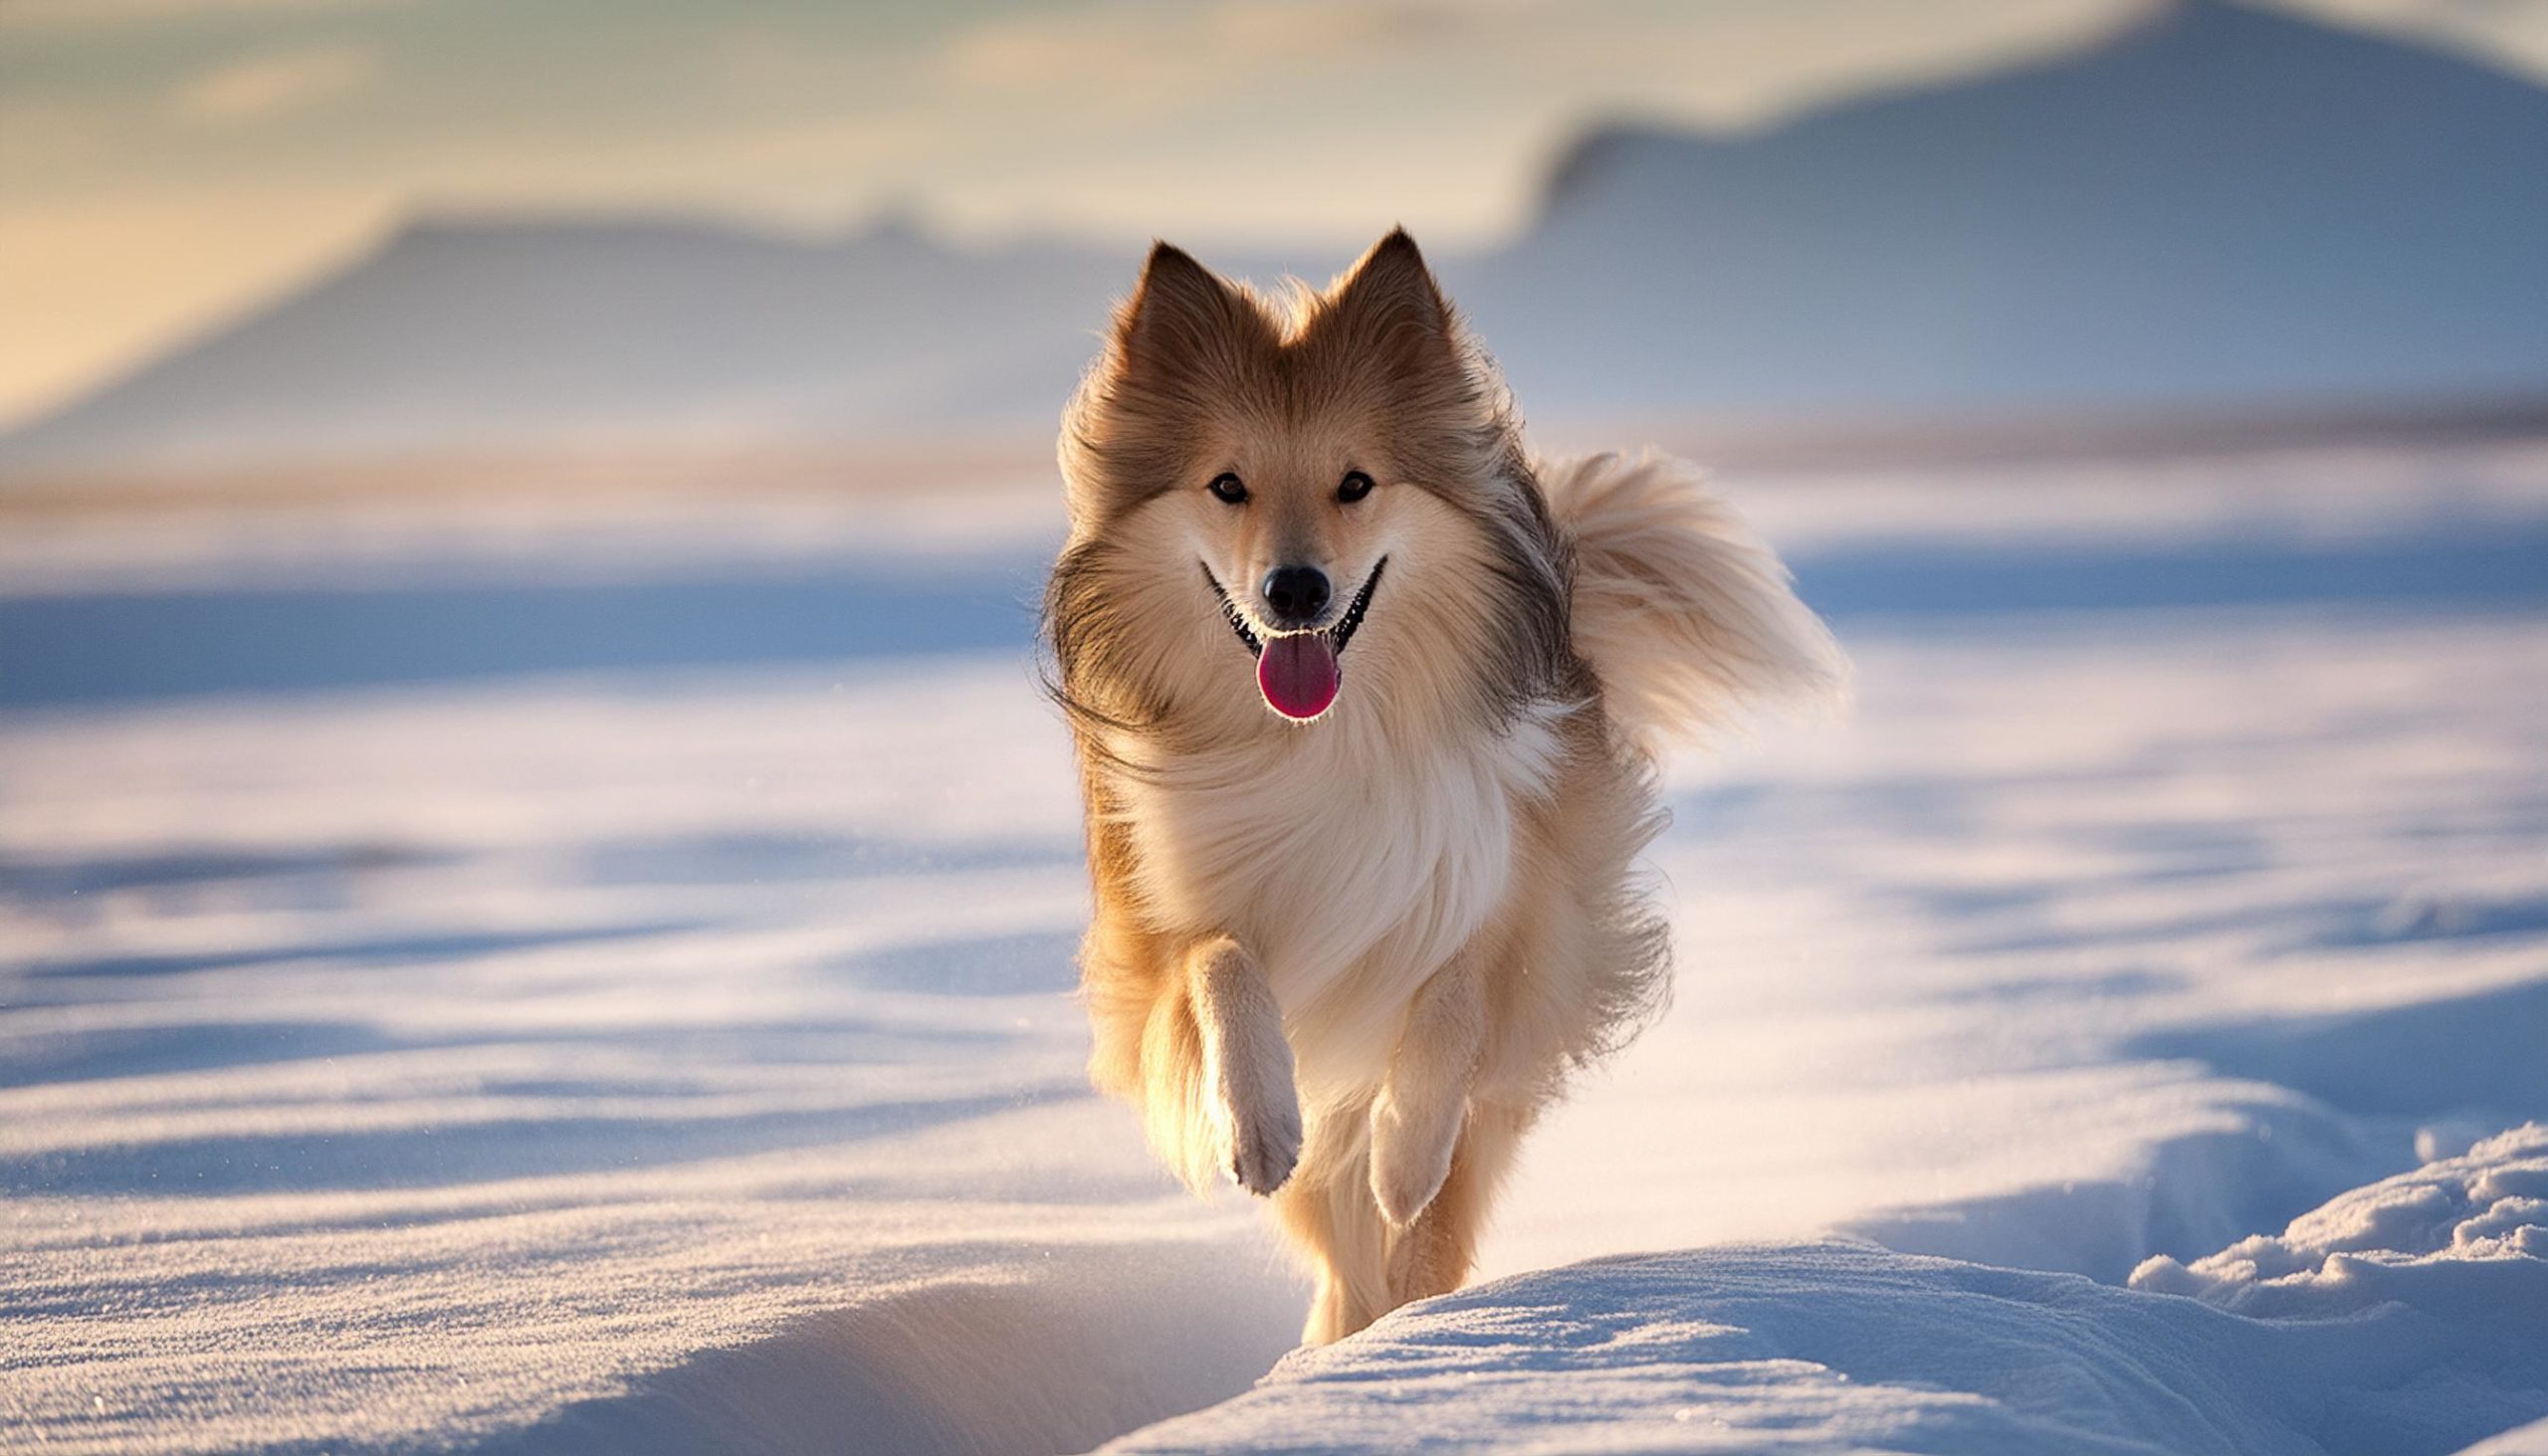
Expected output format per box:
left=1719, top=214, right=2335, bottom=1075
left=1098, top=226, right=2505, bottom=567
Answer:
left=5, top=0, right=2547, bottom=430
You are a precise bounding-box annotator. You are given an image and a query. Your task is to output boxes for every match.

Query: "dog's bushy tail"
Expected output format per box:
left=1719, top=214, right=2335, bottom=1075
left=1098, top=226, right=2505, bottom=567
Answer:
left=1541, top=450, right=1847, bottom=754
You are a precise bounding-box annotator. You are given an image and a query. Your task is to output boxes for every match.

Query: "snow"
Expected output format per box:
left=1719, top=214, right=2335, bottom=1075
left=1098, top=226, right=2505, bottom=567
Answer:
left=3, top=436, right=2545, bottom=1452
left=1109, top=1134, right=2548, bottom=1455
left=2132, top=1125, right=2548, bottom=1308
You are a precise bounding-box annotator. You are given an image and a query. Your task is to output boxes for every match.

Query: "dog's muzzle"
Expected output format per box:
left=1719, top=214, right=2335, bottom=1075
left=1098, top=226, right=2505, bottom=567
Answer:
left=1204, top=558, right=1384, bottom=661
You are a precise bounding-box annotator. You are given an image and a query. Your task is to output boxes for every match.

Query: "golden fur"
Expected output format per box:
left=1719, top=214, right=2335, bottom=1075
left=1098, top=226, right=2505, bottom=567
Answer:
left=1044, top=230, right=1843, bottom=1344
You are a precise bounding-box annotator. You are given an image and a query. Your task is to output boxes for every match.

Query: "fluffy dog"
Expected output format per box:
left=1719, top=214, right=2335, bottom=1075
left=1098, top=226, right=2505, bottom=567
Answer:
left=1043, top=230, right=1842, bottom=1344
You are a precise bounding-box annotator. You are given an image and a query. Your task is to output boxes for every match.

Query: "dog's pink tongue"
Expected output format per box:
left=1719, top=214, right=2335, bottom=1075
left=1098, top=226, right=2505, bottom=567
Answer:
left=1257, top=634, right=1340, bottom=720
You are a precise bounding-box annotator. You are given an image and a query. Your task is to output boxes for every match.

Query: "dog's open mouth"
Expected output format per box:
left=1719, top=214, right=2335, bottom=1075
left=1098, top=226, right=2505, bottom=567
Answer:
left=1205, top=559, right=1385, bottom=722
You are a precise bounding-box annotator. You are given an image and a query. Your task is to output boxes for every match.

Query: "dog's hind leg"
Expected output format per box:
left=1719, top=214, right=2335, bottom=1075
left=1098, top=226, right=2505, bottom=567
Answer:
left=1369, top=957, right=1486, bottom=1228
left=1283, top=1147, right=1391, bottom=1345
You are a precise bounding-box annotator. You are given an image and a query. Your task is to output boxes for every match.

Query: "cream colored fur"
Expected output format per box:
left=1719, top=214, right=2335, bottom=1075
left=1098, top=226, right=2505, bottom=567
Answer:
left=1542, top=449, right=1848, bottom=751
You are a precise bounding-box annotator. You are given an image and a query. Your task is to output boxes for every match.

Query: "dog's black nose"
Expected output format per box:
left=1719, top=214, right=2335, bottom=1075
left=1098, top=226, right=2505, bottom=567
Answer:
left=1261, top=565, right=1331, bottom=628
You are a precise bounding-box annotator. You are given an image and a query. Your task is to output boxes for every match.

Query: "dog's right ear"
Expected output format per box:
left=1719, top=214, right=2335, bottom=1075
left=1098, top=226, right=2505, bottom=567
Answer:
left=1109, top=242, right=1259, bottom=386
left=1061, top=245, right=1253, bottom=524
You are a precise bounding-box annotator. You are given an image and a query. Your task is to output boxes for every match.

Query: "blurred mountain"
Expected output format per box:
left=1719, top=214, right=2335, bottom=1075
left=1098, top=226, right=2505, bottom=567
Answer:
left=7, top=0, right=2544, bottom=471
left=0, top=215, right=1145, bottom=469
left=1472, top=0, right=2548, bottom=418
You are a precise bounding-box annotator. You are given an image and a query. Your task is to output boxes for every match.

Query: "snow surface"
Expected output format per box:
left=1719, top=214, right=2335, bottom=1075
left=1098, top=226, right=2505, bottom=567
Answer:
left=1109, top=1128, right=2548, bottom=1455
left=3, top=437, right=2545, bottom=1452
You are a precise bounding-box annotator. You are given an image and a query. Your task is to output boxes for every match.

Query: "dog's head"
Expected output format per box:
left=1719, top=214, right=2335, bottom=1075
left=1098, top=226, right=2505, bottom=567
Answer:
left=1049, top=230, right=1571, bottom=741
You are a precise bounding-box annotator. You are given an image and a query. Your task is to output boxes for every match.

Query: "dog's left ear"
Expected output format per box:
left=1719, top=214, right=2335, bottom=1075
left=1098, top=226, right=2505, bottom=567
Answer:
left=1315, top=228, right=1460, bottom=375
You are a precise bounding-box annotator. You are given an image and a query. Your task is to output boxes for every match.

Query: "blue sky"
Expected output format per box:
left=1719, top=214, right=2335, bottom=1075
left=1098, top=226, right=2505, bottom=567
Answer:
left=5, top=0, right=2544, bottom=426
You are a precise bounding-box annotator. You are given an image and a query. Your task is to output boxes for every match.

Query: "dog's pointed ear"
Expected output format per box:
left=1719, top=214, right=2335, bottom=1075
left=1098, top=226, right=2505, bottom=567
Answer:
left=1316, top=228, right=1458, bottom=373
left=1111, top=241, right=1254, bottom=383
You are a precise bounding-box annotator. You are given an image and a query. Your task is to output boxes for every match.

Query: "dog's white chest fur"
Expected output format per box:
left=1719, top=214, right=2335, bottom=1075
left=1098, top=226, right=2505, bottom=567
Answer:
left=1119, top=702, right=1570, bottom=1099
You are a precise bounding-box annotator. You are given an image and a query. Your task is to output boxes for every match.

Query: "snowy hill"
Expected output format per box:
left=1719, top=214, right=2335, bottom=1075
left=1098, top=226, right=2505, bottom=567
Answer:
left=5, top=0, right=2546, bottom=471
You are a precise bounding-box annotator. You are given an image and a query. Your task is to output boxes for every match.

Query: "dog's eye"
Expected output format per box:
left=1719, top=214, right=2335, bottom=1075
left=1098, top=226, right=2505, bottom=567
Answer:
left=1337, top=470, right=1375, bottom=504
left=1207, top=473, right=1248, bottom=505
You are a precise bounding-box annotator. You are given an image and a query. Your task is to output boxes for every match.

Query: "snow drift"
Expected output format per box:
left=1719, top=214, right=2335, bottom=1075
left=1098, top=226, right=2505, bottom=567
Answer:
left=1106, top=1129, right=2548, bottom=1456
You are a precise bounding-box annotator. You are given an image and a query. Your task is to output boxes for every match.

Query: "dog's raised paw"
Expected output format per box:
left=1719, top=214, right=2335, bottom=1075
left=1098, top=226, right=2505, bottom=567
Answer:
left=1227, top=1098, right=1302, bottom=1196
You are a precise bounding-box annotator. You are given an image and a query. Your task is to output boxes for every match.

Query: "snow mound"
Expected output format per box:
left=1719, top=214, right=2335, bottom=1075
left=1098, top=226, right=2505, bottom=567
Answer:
left=2132, top=1123, right=2548, bottom=1316
left=1106, top=1132, right=2548, bottom=1456
left=2464, top=1417, right=2548, bottom=1455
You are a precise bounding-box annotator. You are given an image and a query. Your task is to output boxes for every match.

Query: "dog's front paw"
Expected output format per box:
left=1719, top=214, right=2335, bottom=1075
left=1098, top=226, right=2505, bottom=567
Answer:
left=1191, top=936, right=1301, bottom=1196
left=1225, top=1091, right=1303, bottom=1196
left=1207, top=1032, right=1302, bottom=1196
left=1369, top=1086, right=1459, bottom=1227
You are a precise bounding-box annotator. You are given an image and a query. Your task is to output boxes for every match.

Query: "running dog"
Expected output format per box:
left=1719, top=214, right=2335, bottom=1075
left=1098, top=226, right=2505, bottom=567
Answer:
left=1043, top=229, right=1842, bottom=1343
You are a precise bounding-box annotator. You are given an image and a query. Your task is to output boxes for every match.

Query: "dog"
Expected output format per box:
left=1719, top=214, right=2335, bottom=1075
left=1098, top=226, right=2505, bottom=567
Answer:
left=1043, top=229, right=1843, bottom=1344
